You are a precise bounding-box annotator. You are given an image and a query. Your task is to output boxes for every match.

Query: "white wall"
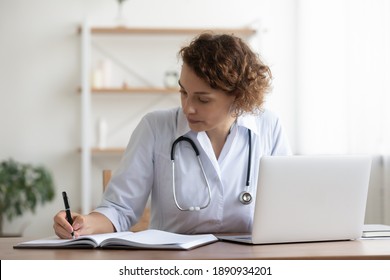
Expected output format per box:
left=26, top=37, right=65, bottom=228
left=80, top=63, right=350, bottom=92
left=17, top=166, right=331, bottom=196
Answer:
left=0, top=0, right=297, bottom=237
left=296, top=0, right=390, bottom=155
left=296, top=0, right=390, bottom=224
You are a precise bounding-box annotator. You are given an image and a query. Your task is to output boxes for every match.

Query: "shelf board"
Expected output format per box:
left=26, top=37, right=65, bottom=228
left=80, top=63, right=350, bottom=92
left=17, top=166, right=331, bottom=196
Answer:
left=91, top=87, right=179, bottom=94
left=91, top=147, right=125, bottom=155
left=85, top=27, right=256, bottom=37
left=78, top=147, right=125, bottom=155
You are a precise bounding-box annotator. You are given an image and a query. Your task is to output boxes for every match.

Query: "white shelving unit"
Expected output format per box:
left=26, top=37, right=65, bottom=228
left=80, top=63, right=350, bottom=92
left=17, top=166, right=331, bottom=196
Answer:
left=80, top=19, right=92, bottom=214
left=79, top=19, right=256, bottom=213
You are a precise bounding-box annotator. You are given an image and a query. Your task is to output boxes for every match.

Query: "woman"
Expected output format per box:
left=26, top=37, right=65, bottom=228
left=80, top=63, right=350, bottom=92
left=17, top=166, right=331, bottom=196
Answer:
left=54, top=32, right=291, bottom=238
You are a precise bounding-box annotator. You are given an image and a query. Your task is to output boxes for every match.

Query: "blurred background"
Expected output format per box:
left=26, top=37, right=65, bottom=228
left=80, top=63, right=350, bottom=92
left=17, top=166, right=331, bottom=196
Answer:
left=0, top=0, right=389, bottom=237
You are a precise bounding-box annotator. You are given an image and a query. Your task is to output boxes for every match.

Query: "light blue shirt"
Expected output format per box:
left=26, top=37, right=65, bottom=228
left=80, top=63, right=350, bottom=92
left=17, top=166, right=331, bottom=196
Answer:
left=94, top=107, right=291, bottom=234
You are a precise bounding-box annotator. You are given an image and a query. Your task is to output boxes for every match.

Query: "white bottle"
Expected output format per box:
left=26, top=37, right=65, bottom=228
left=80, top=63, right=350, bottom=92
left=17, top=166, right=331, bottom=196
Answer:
left=98, top=118, right=108, bottom=149
left=92, top=66, right=103, bottom=88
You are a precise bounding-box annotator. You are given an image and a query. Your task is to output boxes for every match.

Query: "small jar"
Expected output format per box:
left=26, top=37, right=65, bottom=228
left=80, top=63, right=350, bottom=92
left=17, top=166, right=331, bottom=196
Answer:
left=164, top=71, right=178, bottom=88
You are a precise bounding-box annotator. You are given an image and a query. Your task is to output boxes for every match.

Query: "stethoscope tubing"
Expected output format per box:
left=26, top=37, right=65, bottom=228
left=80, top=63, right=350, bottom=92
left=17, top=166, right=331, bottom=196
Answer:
left=246, top=129, right=252, bottom=188
left=171, top=136, right=211, bottom=211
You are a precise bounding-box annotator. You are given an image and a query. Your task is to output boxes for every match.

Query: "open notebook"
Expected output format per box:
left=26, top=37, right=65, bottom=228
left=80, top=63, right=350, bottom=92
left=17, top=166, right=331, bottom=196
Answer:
left=219, top=155, right=372, bottom=244
left=14, top=229, right=218, bottom=250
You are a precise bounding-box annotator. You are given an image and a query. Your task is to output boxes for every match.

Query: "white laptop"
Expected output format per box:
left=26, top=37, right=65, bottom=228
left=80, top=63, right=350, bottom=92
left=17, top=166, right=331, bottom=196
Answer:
left=219, top=155, right=372, bottom=244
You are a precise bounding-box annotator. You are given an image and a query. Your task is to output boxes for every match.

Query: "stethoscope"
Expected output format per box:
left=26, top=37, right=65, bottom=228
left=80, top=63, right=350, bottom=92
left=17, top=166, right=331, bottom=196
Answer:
left=170, top=129, right=252, bottom=211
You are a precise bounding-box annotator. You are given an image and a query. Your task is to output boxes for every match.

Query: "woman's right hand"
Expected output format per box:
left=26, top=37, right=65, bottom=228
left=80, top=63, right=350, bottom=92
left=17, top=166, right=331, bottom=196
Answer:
left=53, top=211, right=115, bottom=239
left=53, top=210, right=80, bottom=239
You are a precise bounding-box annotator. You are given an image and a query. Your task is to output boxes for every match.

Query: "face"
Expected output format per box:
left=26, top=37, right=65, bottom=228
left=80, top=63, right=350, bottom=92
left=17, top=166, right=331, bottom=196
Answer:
left=179, top=63, right=236, bottom=134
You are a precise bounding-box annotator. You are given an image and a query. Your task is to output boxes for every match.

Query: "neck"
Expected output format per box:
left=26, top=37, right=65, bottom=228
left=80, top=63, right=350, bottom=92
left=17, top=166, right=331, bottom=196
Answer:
left=206, top=117, right=236, bottom=159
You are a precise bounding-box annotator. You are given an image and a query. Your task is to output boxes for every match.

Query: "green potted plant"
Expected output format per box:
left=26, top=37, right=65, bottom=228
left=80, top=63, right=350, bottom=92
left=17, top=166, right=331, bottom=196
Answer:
left=0, top=158, right=55, bottom=236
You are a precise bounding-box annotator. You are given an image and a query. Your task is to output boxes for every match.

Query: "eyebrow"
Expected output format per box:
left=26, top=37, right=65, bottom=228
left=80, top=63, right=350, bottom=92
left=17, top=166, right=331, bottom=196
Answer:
left=178, top=80, right=212, bottom=95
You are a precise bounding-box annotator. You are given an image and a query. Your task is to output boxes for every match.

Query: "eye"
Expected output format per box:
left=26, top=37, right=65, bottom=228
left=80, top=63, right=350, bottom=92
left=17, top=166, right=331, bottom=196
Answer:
left=199, top=97, right=209, bottom=103
left=179, top=89, right=187, bottom=96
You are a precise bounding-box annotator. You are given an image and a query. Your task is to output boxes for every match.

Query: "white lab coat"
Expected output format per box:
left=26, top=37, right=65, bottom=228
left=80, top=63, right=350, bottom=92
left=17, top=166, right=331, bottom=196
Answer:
left=94, top=107, right=291, bottom=234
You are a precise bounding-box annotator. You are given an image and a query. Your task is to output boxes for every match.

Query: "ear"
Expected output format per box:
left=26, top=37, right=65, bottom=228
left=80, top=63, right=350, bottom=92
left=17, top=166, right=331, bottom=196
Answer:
left=229, top=95, right=240, bottom=117
left=229, top=105, right=240, bottom=118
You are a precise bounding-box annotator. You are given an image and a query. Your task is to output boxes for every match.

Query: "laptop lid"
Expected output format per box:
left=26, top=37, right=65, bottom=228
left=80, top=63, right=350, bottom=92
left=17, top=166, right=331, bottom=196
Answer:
left=221, top=155, right=372, bottom=244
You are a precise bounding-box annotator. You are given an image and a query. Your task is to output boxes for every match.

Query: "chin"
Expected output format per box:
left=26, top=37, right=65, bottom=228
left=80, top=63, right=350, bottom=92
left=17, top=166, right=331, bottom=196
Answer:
left=188, top=124, right=206, bottom=132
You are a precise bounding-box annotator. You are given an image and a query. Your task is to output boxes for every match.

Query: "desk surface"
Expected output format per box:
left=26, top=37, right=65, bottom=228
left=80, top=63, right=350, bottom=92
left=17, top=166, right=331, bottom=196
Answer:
left=2, top=237, right=390, bottom=260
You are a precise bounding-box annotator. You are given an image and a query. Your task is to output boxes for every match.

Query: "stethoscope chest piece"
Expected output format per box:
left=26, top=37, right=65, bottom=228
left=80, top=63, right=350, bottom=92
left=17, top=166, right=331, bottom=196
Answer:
left=239, top=191, right=252, bottom=205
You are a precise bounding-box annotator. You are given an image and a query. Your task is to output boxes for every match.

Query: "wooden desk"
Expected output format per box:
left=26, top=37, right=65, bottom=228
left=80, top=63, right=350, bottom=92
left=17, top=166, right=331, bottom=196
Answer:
left=2, top=237, right=390, bottom=260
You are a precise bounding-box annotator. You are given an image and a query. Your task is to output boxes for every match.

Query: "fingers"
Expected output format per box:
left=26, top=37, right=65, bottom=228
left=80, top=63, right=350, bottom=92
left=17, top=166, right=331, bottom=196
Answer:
left=53, top=210, right=78, bottom=239
left=71, top=215, right=85, bottom=236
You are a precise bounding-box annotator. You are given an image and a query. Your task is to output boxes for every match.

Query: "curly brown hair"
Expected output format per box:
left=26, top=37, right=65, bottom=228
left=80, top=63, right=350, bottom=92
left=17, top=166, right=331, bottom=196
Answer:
left=179, top=32, right=272, bottom=116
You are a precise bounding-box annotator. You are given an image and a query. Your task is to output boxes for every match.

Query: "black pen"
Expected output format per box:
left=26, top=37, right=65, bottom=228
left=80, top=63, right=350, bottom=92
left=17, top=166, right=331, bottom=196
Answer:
left=62, top=191, right=75, bottom=239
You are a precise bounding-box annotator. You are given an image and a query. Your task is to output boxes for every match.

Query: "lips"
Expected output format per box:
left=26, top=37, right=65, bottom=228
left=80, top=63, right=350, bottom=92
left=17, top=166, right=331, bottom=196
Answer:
left=187, top=118, right=202, bottom=124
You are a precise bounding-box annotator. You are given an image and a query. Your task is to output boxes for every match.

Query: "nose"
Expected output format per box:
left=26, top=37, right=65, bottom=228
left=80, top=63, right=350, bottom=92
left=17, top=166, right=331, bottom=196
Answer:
left=182, top=96, right=196, bottom=115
